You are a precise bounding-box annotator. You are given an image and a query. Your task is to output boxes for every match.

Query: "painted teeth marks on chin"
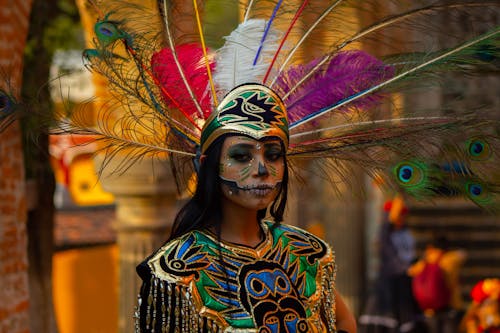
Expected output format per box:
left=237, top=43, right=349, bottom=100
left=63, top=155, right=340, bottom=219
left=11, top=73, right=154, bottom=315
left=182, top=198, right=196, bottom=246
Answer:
left=247, top=188, right=271, bottom=196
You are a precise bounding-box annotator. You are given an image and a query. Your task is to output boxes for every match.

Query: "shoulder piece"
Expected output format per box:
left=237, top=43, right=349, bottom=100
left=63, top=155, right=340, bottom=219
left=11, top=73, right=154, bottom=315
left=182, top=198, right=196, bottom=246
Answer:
left=265, top=221, right=334, bottom=265
left=145, top=231, right=215, bottom=285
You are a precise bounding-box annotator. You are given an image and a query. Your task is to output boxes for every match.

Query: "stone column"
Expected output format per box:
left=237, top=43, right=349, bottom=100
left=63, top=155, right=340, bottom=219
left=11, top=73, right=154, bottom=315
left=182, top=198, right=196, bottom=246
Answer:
left=98, top=156, right=179, bottom=333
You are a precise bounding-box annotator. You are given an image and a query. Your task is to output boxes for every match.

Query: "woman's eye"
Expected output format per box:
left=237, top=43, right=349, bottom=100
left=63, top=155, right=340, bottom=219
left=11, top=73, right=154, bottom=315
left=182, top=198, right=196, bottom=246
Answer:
left=265, top=150, right=283, bottom=162
left=230, top=153, right=252, bottom=162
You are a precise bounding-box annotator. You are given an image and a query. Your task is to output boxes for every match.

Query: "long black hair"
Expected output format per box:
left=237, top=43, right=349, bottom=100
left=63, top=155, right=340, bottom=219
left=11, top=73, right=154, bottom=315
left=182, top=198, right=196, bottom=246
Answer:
left=168, top=135, right=289, bottom=241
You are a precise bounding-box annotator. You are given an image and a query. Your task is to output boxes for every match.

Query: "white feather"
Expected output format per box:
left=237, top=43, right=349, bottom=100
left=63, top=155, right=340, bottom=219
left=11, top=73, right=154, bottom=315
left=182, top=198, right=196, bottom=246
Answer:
left=213, top=19, right=283, bottom=99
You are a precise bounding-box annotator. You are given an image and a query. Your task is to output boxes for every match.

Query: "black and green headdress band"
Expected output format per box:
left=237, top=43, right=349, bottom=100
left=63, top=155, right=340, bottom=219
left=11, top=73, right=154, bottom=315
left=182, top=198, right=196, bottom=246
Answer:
left=200, top=84, right=289, bottom=154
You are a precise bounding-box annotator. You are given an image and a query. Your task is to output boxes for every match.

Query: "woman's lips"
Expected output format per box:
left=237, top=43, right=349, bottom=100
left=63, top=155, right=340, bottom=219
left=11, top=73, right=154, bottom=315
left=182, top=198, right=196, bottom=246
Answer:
left=245, top=187, right=273, bottom=196
left=240, top=184, right=277, bottom=196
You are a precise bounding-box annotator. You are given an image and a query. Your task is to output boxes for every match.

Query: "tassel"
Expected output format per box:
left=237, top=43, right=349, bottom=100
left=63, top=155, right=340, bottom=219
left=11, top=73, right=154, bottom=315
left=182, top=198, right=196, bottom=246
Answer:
left=166, top=283, right=173, bottom=333
left=152, top=278, right=158, bottom=331
left=321, top=264, right=337, bottom=331
left=174, top=286, right=180, bottom=330
left=146, top=277, right=154, bottom=329
left=160, top=281, right=166, bottom=332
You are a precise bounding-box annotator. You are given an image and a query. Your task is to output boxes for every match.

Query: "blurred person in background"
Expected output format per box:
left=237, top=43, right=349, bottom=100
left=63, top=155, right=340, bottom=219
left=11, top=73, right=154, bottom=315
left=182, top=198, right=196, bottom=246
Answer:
left=359, top=196, right=426, bottom=333
left=409, top=234, right=467, bottom=333
left=461, top=278, right=500, bottom=333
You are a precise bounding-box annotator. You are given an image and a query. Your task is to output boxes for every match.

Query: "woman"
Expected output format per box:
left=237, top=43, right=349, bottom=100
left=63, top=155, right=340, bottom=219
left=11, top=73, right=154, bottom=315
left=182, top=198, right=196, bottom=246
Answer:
left=135, top=84, right=357, bottom=332
left=61, top=2, right=497, bottom=332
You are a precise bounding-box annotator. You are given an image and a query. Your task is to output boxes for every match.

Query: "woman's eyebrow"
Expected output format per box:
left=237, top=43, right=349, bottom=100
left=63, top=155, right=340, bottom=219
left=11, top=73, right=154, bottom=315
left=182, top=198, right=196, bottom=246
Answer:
left=263, top=142, right=282, bottom=148
left=228, top=143, right=254, bottom=150
left=228, top=141, right=281, bottom=150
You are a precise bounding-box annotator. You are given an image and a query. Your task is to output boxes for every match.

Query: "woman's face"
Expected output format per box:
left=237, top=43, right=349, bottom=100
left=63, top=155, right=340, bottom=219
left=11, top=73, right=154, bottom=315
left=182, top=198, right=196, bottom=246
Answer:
left=219, top=135, right=285, bottom=211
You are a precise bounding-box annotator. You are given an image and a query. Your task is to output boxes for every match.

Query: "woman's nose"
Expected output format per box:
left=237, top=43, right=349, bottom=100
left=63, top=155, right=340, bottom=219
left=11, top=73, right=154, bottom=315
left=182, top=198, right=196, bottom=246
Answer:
left=257, top=161, right=269, bottom=176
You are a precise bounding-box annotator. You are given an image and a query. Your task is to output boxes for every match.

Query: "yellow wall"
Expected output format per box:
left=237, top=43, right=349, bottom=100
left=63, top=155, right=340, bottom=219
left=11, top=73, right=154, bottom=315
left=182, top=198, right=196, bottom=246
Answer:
left=53, top=245, right=118, bottom=333
left=68, top=155, right=115, bottom=206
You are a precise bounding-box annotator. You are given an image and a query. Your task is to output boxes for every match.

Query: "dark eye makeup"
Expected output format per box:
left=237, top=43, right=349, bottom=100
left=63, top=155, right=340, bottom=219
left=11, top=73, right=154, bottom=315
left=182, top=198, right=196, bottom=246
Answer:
left=228, top=145, right=253, bottom=162
left=227, top=142, right=284, bottom=163
left=264, top=144, right=284, bottom=162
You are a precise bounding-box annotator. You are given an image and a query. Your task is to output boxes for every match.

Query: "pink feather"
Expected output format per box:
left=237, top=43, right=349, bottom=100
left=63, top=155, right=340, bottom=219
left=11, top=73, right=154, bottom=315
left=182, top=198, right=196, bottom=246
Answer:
left=151, top=43, right=214, bottom=119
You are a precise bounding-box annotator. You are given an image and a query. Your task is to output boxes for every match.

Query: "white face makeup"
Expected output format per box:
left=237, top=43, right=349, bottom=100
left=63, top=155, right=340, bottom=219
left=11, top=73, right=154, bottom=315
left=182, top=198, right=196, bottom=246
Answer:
left=219, top=136, right=285, bottom=211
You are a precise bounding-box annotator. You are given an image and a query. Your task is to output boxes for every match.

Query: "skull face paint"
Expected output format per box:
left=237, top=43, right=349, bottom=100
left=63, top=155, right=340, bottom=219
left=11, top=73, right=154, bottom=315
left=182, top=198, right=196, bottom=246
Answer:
left=219, top=136, right=285, bottom=211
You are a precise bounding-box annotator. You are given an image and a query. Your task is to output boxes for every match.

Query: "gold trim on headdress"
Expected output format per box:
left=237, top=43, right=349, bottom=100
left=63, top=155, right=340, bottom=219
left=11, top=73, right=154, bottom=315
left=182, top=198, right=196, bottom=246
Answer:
left=200, top=84, right=289, bottom=153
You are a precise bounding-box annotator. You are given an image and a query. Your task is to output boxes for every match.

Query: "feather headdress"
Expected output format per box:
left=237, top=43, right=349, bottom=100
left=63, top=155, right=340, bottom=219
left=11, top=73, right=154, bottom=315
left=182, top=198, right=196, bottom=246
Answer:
left=47, top=0, right=499, bottom=209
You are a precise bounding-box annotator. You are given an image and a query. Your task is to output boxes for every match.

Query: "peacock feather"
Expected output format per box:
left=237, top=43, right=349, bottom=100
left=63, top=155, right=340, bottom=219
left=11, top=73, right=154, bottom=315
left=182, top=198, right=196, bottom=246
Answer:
left=0, top=88, right=24, bottom=133
left=45, top=0, right=499, bottom=209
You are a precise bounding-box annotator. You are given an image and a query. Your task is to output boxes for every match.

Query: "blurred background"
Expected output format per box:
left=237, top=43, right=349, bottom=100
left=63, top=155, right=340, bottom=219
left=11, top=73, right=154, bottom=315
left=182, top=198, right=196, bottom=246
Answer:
left=0, top=1, right=498, bottom=333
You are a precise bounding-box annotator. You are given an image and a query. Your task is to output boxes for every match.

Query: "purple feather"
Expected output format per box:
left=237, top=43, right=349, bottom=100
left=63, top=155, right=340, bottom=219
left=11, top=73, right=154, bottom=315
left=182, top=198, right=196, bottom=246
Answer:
left=274, top=50, right=394, bottom=123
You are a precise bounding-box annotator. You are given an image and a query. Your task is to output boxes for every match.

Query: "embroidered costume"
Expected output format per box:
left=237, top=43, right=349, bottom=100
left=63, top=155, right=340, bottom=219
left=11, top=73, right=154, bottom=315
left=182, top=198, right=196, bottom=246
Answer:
left=136, top=221, right=337, bottom=332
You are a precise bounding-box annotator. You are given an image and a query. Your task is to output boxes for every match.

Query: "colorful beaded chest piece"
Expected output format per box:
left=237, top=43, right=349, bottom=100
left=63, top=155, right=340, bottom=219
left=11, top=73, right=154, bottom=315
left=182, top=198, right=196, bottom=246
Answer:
left=136, top=221, right=337, bottom=332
